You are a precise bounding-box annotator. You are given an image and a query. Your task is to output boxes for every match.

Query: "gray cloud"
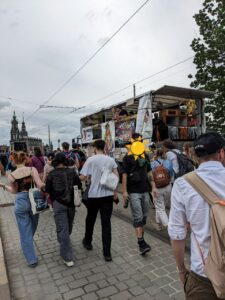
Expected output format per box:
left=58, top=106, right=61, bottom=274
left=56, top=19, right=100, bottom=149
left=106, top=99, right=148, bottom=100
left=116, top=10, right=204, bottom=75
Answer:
left=0, top=0, right=203, bottom=148
left=0, top=100, right=11, bottom=110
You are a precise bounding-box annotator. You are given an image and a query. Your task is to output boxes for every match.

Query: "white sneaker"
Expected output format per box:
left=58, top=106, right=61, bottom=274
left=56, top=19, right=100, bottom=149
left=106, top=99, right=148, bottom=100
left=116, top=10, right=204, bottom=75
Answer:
left=63, top=260, right=74, bottom=267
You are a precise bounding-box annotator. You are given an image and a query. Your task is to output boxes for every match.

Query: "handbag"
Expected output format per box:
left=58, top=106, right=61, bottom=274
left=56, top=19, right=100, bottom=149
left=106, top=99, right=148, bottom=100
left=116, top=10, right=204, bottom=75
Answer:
left=100, top=167, right=119, bottom=191
left=29, top=172, right=48, bottom=215
left=29, top=185, right=49, bottom=215
left=74, top=185, right=82, bottom=207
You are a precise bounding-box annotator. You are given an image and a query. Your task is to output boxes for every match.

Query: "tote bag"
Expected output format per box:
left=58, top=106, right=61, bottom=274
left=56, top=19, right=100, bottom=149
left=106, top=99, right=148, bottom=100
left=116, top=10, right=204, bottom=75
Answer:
left=100, top=167, right=119, bottom=191
left=29, top=179, right=48, bottom=215
left=74, top=185, right=82, bottom=207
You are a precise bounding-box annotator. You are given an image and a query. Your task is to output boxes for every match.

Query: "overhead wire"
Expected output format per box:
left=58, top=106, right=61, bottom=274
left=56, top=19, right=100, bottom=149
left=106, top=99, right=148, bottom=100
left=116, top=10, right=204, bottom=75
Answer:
left=26, top=0, right=151, bottom=121
left=31, top=55, right=194, bottom=137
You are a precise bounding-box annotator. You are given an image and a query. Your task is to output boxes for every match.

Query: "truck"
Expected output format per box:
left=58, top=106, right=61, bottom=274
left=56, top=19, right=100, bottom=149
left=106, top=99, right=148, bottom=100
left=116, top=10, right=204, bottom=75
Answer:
left=80, top=85, right=214, bottom=160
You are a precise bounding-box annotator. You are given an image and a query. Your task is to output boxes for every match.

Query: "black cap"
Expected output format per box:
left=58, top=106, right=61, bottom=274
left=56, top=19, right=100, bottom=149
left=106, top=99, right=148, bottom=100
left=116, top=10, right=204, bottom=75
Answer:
left=194, top=132, right=225, bottom=157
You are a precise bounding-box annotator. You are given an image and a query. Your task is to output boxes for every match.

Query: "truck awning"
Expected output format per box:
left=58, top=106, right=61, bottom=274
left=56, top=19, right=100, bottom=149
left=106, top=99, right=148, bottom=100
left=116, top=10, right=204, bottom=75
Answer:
left=152, top=85, right=214, bottom=99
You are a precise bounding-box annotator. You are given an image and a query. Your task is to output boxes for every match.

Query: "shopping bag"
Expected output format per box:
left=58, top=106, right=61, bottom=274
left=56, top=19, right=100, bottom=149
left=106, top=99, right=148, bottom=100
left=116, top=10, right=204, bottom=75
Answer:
left=74, top=185, right=82, bottom=207
left=29, top=187, right=49, bottom=215
left=100, top=167, right=119, bottom=191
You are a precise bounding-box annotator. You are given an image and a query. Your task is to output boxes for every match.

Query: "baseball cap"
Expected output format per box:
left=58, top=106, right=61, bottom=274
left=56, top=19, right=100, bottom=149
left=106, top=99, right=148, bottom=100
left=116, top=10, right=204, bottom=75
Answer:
left=194, top=132, right=225, bottom=157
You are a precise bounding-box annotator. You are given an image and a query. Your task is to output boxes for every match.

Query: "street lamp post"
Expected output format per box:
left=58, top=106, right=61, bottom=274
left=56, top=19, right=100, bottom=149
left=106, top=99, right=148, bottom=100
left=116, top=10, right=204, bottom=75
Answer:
left=57, top=139, right=60, bottom=149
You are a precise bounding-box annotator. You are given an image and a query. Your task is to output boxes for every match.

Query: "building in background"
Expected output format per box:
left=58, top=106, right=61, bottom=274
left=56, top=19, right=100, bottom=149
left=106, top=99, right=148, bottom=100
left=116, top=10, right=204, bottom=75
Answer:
left=10, top=111, right=42, bottom=152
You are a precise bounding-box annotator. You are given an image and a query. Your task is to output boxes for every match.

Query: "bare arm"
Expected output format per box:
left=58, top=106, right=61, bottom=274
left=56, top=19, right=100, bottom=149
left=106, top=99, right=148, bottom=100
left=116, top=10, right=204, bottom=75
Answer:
left=0, top=182, right=17, bottom=194
left=31, top=167, right=45, bottom=189
left=170, top=239, right=188, bottom=284
left=122, top=173, right=128, bottom=203
left=79, top=174, right=87, bottom=181
left=148, top=171, right=159, bottom=197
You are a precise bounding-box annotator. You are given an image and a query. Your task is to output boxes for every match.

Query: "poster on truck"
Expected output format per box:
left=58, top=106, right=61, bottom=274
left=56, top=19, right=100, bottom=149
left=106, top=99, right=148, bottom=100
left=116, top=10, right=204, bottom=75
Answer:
left=82, top=126, right=93, bottom=143
left=116, top=119, right=136, bottom=145
left=101, top=121, right=115, bottom=156
left=135, top=94, right=152, bottom=139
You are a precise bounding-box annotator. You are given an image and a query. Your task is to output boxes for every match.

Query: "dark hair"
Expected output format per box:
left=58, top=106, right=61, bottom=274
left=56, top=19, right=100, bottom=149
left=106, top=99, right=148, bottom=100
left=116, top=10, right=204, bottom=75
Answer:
left=194, top=132, right=225, bottom=157
left=93, top=139, right=105, bottom=151
left=47, top=152, right=55, bottom=160
left=132, top=133, right=142, bottom=140
left=34, top=147, right=42, bottom=157
left=163, top=139, right=175, bottom=150
left=72, top=143, right=78, bottom=149
left=156, top=148, right=164, bottom=157
left=61, top=142, right=69, bottom=151
left=52, top=153, right=68, bottom=168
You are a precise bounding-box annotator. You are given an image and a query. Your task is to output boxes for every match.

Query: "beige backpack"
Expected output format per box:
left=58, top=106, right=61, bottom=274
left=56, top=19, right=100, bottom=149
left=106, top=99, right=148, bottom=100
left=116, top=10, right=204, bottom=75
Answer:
left=184, top=172, right=225, bottom=299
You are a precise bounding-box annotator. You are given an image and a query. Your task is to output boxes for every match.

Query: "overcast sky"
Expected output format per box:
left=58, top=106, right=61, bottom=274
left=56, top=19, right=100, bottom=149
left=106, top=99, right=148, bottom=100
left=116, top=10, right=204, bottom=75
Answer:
left=0, top=0, right=203, bottom=147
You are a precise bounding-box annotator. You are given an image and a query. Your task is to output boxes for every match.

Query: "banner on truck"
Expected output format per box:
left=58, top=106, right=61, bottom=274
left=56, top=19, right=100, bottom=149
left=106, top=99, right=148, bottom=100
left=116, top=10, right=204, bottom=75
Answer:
left=135, top=94, right=152, bottom=139
left=81, top=126, right=93, bottom=144
left=101, top=121, right=115, bottom=156
left=116, top=119, right=136, bottom=145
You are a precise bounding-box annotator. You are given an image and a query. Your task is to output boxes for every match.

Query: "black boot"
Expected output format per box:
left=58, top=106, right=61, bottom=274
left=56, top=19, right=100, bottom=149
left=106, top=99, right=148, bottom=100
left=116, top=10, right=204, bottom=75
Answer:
left=138, top=238, right=151, bottom=255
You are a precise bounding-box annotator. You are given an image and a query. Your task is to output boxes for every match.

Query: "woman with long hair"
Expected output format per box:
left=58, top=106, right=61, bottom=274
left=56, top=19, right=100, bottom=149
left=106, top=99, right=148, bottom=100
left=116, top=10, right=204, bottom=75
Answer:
left=0, top=151, right=44, bottom=267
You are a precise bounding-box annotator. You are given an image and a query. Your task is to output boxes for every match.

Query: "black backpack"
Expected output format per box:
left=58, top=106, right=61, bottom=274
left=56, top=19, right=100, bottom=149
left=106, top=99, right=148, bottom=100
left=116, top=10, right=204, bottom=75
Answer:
left=171, top=150, right=195, bottom=178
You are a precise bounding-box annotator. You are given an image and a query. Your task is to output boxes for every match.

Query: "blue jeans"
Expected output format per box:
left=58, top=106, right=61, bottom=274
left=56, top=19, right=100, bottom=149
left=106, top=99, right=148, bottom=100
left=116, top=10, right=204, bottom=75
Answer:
left=14, top=192, right=39, bottom=265
left=129, top=192, right=150, bottom=228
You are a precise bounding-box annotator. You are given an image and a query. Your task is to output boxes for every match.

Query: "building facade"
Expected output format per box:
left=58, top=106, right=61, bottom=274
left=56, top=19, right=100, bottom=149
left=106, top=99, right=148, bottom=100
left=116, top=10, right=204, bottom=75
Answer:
left=10, top=112, right=42, bottom=152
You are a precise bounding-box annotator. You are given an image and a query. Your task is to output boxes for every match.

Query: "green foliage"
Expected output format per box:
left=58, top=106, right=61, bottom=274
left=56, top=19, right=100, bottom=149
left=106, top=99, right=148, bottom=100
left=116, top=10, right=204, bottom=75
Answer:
left=189, top=0, right=225, bottom=132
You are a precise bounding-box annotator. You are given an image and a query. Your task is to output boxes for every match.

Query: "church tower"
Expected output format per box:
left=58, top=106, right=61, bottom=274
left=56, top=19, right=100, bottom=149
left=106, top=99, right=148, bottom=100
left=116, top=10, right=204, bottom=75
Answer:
left=10, top=111, right=20, bottom=141
left=20, top=114, right=28, bottom=139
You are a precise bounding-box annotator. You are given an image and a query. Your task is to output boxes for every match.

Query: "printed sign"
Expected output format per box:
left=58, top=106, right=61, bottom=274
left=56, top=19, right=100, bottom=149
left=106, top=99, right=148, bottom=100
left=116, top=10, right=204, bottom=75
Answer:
left=101, top=121, right=115, bottom=156
left=81, top=127, right=93, bottom=144
left=116, top=120, right=136, bottom=145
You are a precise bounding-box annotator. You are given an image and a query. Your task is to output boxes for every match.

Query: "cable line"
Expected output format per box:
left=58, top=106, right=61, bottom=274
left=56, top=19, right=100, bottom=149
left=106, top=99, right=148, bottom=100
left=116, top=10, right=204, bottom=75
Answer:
left=31, top=55, right=193, bottom=135
left=26, top=0, right=150, bottom=120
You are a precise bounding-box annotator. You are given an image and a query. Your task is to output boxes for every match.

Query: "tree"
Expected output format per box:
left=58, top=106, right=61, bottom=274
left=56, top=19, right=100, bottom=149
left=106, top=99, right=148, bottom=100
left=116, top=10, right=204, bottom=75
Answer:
left=188, top=0, right=225, bottom=133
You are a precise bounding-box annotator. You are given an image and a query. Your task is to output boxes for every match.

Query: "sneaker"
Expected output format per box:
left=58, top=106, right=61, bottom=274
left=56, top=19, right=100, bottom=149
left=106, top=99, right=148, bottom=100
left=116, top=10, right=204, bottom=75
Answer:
left=139, top=241, right=151, bottom=255
left=63, top=260, right=74, bottom=267
left=28, top=262, right=38, bottom=268
left=82, top=238, right=93, bottom=250
left=104, top=255, right=112, bottom=262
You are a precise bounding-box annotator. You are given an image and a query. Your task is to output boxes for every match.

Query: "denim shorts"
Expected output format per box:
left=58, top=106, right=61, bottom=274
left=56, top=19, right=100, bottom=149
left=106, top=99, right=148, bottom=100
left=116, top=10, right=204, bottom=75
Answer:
left=129, top=192, right=150, bottom=228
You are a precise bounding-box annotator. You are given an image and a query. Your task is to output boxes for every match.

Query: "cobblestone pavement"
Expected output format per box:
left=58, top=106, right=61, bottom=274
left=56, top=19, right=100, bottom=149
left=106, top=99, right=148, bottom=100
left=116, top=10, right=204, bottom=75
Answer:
left=0, top=186, right=188, bottom=300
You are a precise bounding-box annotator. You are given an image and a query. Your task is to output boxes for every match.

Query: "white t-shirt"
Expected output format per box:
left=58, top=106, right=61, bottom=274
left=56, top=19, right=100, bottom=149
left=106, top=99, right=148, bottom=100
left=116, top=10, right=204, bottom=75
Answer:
left=80, top=154, right=117, bottom=198
left=166, top=149, right=180, bottom=174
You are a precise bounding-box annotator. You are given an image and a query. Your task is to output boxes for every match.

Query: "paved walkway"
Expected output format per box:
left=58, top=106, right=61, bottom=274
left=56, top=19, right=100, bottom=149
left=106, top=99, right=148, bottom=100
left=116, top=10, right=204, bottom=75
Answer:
left=0, top=183, right=188, bottom=300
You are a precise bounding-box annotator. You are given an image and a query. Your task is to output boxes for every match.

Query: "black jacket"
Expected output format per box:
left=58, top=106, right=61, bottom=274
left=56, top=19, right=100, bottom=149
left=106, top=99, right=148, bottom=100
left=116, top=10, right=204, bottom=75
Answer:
left=45, top=167, right=82, bottom=207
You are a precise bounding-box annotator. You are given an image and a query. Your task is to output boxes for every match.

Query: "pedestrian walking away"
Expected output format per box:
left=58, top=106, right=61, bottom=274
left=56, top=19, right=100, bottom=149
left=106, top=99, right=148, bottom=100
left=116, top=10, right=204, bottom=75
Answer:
left=45, top=153, right=82, bottom=267
left=151, top=148, right=174, bottom=230
left=0, top=151, right=45, bottom=267
left=31, top=147, right=46, bottom=180
left=168, top=132, right=225, bottom=300
left=122, top=133, right=154, bottom=255
left=61, top=142, right=80, bottom=170
left=80, top=139, right=119, bottom=262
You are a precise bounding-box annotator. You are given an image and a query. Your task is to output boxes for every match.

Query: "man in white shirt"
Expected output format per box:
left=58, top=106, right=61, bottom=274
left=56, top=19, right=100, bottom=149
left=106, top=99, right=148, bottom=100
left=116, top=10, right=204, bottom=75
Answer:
left=80, top=140, right=119, bottom=262
left=168, top=132, right=225, bottom=300
left=163, top=140, right=180, bottom=176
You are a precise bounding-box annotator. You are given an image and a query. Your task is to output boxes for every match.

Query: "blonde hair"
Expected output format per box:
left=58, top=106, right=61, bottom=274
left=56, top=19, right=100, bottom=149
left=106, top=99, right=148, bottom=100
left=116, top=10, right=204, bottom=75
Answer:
left=13, top=151, right=27, bottom=165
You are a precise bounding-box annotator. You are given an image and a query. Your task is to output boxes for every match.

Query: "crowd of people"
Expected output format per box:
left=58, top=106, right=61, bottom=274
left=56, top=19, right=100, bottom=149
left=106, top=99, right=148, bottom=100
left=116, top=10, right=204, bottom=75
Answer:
left=0, top=132, right=225, bottom=300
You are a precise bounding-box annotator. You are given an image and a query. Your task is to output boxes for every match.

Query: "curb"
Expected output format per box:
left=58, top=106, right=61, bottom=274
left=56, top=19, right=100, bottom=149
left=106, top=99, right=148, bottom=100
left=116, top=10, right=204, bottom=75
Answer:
left=0, top=237, right=11, bottom=300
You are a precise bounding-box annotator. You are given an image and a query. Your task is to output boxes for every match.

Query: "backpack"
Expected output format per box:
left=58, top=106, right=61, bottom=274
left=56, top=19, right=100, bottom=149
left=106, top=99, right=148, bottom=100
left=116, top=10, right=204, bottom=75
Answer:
left=184, top=172, right=225, bottom=299
left=64, top=152, right=75, bottom=167
left=171, top=150, right=194, bottom=177
left=152, top=160, right=171, bottom=188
